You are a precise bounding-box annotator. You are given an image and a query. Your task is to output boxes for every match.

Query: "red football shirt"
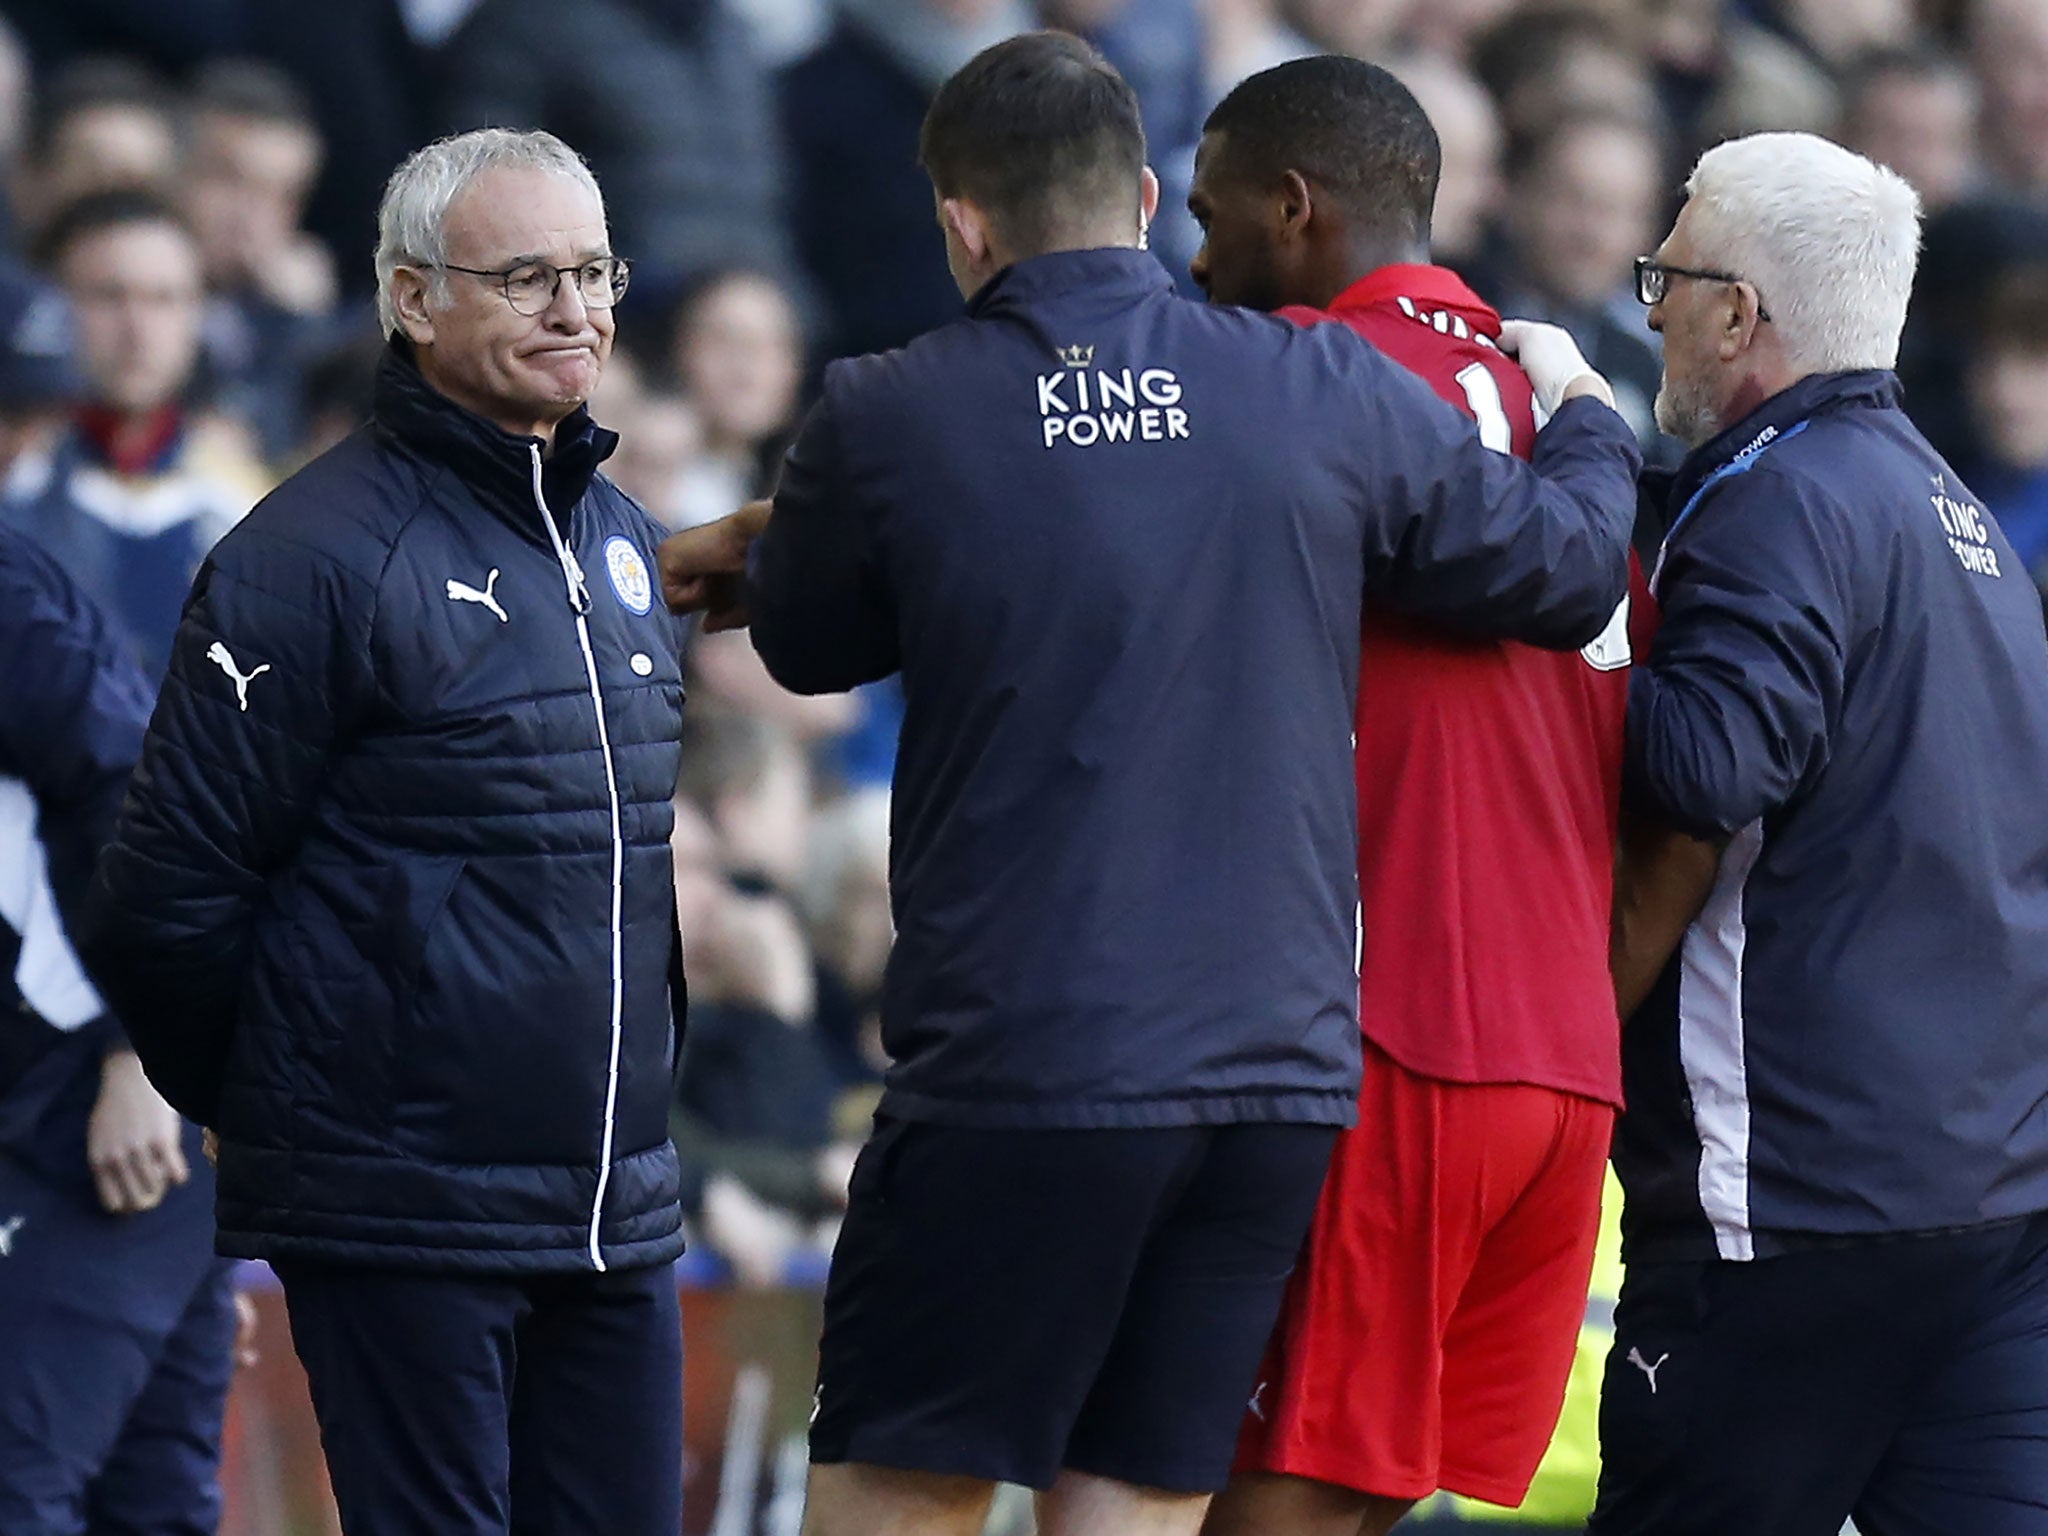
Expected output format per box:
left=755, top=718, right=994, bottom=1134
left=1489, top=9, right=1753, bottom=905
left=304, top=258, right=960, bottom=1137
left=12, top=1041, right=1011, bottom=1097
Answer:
left=1281, top=265, right=1633, bottom=1106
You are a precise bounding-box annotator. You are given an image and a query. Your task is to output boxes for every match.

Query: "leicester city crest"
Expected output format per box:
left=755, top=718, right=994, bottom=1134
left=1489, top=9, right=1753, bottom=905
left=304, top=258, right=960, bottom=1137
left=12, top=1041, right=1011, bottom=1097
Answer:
left=604, top=535, right=653, bottom=615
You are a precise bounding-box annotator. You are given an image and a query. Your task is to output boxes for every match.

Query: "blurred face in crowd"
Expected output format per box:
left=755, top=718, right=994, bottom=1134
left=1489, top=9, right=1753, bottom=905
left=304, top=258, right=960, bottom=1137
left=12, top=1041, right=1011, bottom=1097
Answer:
left=1186, top=132, right=1292, bottom=313
left=1395, top=60, right=1500, bottom=264
left=1974, top=0, right=2048, bottom=193
left=1283, top=0, right=1416, bottom=57
left=1842, top=66, right=1978, bottom=213
left=1780, top=0, right=1914, bottom=65
left=59, top=217, right=204, bottom=415
left=1972, top=343, right=2048, bottom=470
left=675, top=273, right=802, bottom=454
left=1497, top=38, right=1658, bottom=140
left=1509, top=119, right=1661, bottom=310
left=34, top=104, right=179, bottom=215
left=1405, top=0, right=1517, bottom=58
left=186, top=110, right=322, bottom=286
left=392, top=164, right=614, bottom=444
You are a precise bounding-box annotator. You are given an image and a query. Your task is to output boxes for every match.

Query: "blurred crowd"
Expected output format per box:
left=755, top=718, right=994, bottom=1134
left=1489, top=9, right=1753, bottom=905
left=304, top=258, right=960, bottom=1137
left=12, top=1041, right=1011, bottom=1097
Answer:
left=0, top=0, right=2044, bottom=1280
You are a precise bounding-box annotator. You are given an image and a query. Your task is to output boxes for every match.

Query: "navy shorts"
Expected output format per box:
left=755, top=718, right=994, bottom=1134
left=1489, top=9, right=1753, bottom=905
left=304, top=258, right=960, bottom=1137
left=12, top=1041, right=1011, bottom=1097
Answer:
left=809, top=1116, right=1338, bottom=1493
left=1591, top=1209, right=2048, bottom=1536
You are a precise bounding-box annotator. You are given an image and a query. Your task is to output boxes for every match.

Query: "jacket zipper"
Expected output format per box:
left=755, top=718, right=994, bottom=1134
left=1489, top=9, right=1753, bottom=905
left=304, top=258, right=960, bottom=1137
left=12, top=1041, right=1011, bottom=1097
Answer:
left=528, top=444, right=627, bottom=1272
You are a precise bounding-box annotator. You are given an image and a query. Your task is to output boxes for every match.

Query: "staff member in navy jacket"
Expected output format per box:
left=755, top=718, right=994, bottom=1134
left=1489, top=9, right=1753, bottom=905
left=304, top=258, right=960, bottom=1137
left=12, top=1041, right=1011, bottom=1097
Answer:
left=666, top=34, right=1640, bottom=1536
left=82, top=129, right=689, bottom=1536
left=0, top=524, right=242, bottom=1536
left=1605, top=132, right=2048, bottom=1536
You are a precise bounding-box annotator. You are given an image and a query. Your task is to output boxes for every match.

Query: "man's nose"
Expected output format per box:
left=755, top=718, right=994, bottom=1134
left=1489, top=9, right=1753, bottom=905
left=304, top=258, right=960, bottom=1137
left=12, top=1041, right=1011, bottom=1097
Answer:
left=545, top=272, right=591, bottom=327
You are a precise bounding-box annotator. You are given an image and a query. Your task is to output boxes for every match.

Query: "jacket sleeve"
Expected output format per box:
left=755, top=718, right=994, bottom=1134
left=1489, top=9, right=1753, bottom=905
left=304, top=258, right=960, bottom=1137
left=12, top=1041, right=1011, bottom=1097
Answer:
left=1346, top=345, right=1641, bottom=650
left=0, top=537, right=154, bottom=1053
left=747, top=377, right=900, bottom=694
left=79, top=517, right=376, bottom=1124
left=1624, top=471, right=1849, bottom=840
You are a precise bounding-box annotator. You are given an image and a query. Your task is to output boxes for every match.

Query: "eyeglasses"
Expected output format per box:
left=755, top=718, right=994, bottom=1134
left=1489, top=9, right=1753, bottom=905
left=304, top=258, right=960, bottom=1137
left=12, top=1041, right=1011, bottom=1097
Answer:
left=1633, top=255, right=1771, bottom=322
left=436, top=256, right=632, bottom=315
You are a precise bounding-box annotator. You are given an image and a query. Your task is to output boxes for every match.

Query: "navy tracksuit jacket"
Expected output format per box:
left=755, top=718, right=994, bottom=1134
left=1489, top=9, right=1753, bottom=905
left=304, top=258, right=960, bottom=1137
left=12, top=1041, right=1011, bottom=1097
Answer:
left=747, top=247, right=1642, bottom=1130
left=0, top=527, right=237, bottom=1535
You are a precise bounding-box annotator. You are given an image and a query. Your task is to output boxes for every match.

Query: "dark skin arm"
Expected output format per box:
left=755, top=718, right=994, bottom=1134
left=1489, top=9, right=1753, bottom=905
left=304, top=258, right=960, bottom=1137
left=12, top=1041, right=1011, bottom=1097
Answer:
left=1611, top=811, right=1726, bottom=1022
left=659, top=499, right=772, bottom=629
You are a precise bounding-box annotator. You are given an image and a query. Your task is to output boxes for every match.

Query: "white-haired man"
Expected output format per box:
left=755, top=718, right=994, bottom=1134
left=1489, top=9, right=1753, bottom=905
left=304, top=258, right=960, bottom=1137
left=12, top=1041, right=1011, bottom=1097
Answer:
left=1601, top=131, right=2048, bottom=1535
left=80, top=129, right=690, bottom=1534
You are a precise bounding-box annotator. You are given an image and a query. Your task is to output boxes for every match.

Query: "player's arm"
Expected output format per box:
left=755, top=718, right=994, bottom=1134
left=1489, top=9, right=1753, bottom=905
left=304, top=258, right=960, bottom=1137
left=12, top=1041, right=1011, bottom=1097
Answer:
left=1347, top=327, right=1640, bottom=650
left=0, top=542, right=153, bottom=1057
left=744, top=381, right=901, bottom=695
left=1611, top=811, right=1725, bottom=1021
left=80, top=525, right=372, bottom=1126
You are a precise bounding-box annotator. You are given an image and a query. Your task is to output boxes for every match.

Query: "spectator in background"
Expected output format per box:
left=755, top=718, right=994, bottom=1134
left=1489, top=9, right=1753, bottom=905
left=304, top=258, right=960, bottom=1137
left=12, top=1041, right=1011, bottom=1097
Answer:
left=1971, top=0, right=2048, bottom=202
left=293, top=330, right=381, bottom=463
left=1470, top=10, right=1661, bottom=145
left=671, top=716, right=862, bottom=1285
left=804, top=787, right=892, bottom=1085
left=5, top=190, right=263, bottom=681
left=439, top=0, right=794, bottom=292
left=1401, top=0, right=1519, bottom=63
left=594, top=344, right=705, bottom=528
left=672, top=267, right=803, bottom=528
left=1965, top=264, right=2048, bottom=599
left=781, top=0, right=1031, bottom=360
left=1838, top=47, right=1981, bottom=217
left=679, top=708, right=815, bottom=897
left=15, top=58, right=179, bottom=236
left=183, top=59, right=341, bottom=463
left=1475, top=114, right=1672, bottom=457
left=0, top=263, right=80, bottom=486
left=1281, top=0, right=1415, bottom=59
left=1202, top=0, right=1313, bottom=100
left=1388, top=53, right=1502, bottom=270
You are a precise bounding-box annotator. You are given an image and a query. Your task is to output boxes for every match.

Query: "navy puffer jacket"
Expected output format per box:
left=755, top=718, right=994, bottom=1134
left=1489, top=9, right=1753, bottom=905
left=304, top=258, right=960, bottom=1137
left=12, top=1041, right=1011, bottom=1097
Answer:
left=84, top=345, right=689, bottom=1275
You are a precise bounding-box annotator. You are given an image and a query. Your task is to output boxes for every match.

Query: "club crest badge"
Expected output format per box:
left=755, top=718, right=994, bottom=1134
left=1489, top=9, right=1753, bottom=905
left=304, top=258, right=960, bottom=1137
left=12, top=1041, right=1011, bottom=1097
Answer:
left=604, top=536, right=653, bottom=615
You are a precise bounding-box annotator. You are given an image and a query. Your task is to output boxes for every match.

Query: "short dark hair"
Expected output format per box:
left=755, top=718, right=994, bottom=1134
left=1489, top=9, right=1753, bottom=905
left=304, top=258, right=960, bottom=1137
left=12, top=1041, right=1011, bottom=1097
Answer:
left=918, top=31, right=1146, bottom=253
left=34, top=187, right=193, bottom=271
left=28, top=56, right=176, bottom=163
left=1203, top=57, right=1441, bottom=246
left=191, top=58, right=317, bottom=132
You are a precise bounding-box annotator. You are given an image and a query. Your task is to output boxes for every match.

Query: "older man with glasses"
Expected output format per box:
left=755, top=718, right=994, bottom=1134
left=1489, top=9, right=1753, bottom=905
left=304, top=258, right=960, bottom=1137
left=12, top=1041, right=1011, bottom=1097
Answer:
left=1603, top=131, right=2048, bottom=1536
left=81, top=128, right=690, bottom=1536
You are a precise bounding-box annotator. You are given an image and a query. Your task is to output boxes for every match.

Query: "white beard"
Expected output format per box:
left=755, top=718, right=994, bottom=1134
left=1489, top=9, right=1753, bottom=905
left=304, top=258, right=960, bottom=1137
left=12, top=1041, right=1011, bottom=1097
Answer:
left=1655, top=368, right=1724, bottom=448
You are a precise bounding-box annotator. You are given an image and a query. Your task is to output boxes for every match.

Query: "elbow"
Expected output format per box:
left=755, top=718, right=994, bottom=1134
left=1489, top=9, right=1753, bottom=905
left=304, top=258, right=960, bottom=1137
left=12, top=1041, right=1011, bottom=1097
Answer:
left=1520, top=558, right=1632, bottom=653
left=750, top=626, right=852, bottom=697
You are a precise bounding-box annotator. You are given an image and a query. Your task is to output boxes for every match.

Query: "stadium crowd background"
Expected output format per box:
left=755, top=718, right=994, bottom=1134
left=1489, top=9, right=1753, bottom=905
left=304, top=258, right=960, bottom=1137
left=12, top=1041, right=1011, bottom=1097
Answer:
left=0, top=0, right=2045, bottom=1491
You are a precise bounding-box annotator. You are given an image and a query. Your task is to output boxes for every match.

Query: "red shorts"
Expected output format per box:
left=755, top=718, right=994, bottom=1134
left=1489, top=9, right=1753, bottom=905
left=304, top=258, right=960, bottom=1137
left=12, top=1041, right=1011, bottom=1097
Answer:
left=1234, top=1040, right=1611, bottom=1506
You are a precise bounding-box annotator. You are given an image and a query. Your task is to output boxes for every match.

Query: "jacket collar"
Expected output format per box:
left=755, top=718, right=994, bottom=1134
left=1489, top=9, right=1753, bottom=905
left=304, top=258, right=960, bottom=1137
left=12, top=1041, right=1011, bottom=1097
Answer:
left=965, top=247, right=1174, bottom=319
left=1322, top=264, right=1502, bottom=334
left=371, top=340, right=618, bottom=542
left=1667, top=369, right=1901, bottom=520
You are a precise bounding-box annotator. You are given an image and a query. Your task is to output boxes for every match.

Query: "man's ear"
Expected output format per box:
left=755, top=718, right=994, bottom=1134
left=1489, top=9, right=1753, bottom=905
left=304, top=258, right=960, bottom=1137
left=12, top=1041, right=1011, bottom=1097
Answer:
left=1140, top=165, right=1161, bottom=228
left=1277, top=168, right=1314, bottom=242
left=941, top=197, right=993, bottom=271
left=391, top=267, right=436, bottom=346
left=1717, top=284, right=1764, bottom=362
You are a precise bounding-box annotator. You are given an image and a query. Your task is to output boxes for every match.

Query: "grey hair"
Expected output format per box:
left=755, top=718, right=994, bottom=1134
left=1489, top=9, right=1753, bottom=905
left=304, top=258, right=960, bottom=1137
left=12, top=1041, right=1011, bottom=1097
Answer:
left=373, top=127, right=604, bottom=338
left=1682, top=132, right=1921, bottom=374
